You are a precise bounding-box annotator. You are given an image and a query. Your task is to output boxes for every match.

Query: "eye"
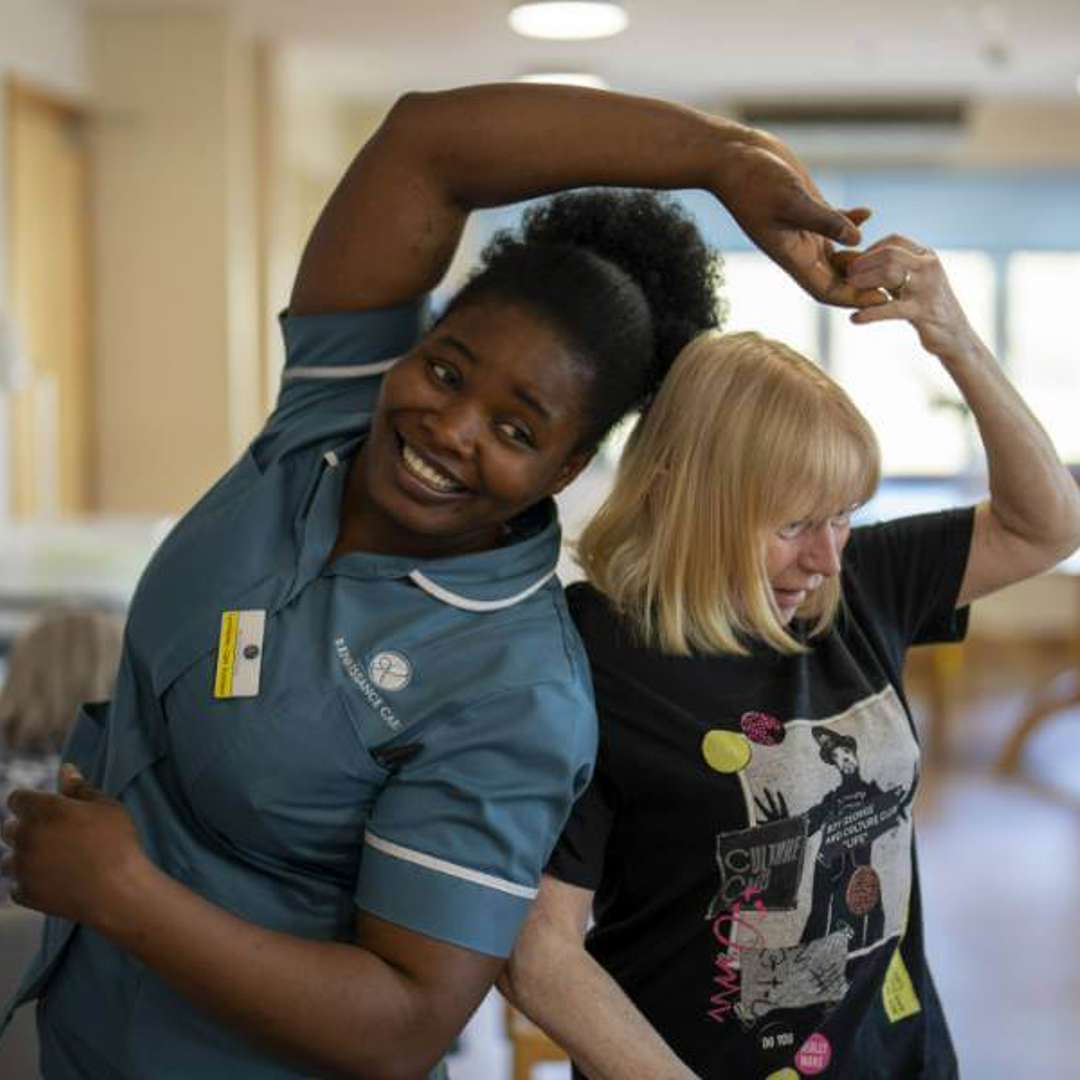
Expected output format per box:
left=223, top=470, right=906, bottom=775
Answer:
left=495, top=419, right=536, bottom=448
left=427, top=358, right=461, bottom=388
left=829, top=509, right=853, bottom=529
left=777, top=520, right=807, bottom=540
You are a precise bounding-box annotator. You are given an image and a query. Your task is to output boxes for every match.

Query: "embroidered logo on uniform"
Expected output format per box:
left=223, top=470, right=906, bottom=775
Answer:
left=334, top=638, right=402, bottom=732
left=368, top=651, right=412, bottom=692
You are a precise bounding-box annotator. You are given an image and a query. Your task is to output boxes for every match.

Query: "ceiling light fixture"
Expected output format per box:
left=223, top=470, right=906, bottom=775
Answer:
left=509, top=2, right=628, bottom=42
left=517, top=72, right=609, bottom=90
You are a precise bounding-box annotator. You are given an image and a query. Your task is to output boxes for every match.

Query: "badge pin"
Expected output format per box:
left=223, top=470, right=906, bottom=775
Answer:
left=213, top=610, right=266, bottom=699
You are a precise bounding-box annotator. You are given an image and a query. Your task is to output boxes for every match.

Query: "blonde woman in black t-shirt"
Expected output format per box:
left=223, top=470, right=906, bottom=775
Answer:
left=501, top=236, right=1080, bottom=1079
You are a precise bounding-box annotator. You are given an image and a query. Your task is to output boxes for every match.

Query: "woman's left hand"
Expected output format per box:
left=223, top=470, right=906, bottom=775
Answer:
left=844, top=235, right=982, bottom=363
left=0, top=764, right=148, bottom=926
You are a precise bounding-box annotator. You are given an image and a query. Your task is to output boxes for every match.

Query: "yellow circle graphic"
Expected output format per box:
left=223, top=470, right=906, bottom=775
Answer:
left=702, top=730, right=752, bottom=773
left=765, top=1070, right=799, bottom=1080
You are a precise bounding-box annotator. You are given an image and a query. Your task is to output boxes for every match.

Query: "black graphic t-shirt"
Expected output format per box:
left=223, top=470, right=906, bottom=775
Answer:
left=549, top=509, right=974, bottom=1080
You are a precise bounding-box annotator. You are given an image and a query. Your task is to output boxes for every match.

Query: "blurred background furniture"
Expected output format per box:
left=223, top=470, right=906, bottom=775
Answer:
left=996, top=547, right=1080, bottom=773
left=504, top=1001, right=569, bottom=1080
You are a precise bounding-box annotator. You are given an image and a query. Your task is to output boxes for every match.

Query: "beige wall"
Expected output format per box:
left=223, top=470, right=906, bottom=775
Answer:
left=90, top=7, right=260, bottom=514
left=964, top=101, right=1080, bottom=166
left=0, top=0, right=88, bottom=517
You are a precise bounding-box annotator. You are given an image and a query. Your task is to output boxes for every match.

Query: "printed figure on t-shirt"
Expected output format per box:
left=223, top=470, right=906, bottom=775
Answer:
left=795, top=727, right=916, bottom=951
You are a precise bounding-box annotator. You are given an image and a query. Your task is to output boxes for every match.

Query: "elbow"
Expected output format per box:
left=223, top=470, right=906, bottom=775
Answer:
left=501, top=926, right=558, bottom=1018
left=381, top=90, right=440, bottom=143
left=1045, top=484, right=1080, bottom=565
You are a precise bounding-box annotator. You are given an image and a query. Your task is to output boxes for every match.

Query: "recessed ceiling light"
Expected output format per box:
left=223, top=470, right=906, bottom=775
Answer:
left=509, top=2, right=629, bottom=42
left=518, top=72, right=609, bottom=90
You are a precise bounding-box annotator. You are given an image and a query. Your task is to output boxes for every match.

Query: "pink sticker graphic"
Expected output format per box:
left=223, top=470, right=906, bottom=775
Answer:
left=740, top=710, right=785, bottom=746
left=793, top=1032, right=832, bottom=1075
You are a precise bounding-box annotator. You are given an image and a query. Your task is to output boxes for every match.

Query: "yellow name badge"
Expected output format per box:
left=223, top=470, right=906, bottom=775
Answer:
left=213, top=610, right=266, bottom=699
left=882, top=943, right=922, bottom=1023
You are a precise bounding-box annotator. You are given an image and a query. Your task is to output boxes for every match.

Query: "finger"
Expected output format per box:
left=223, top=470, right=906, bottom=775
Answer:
left=839, top=206, right=873, bottom=228
left=814, top=274, right=891, bottom=308
left=62, top=776, right=109, bottom=804
left=846, top=246, right=920, bottom=276
left=782, top=188, right=862, bottom=246
left=850, top=301, right=908, bottom=325
left=59, top=763, right=86, bottom=795
left=5, top=788, right=53, bottom=818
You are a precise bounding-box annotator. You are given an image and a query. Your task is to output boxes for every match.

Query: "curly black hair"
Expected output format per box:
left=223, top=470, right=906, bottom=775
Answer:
left=444, top=189, right=722, bottom=449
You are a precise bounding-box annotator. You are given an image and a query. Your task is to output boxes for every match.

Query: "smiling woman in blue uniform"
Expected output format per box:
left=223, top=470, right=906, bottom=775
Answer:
left=0, top=83, right=877, bottom=1078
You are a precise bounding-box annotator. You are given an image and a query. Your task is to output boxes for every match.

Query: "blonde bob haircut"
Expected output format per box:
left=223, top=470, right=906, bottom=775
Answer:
left=576, top=330, right=881, bottom=656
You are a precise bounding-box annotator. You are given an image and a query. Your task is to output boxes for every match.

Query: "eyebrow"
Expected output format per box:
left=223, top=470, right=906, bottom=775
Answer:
left=435, top=334, right=554, bottom=422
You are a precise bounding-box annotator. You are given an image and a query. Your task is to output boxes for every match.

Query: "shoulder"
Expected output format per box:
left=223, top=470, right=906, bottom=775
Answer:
left=565, top=580, right=623, bottom=643
left=847, top=506, right=975, bottom=557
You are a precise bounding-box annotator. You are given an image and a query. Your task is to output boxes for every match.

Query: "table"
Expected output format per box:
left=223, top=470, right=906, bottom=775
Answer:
left=996, top=547, right=1080, bottom=774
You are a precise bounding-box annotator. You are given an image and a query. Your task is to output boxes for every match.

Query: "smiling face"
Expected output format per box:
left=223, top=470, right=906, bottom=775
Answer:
left=763, top=509, right=853, bottom=625
left=345, top=301, right=593, bottom=559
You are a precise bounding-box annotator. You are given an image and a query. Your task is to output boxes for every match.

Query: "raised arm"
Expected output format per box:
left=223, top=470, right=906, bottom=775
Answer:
left=290, top=83, right=879, bottom=315
left=501, top=874, right=699, bottom=1080
left=847, top=236, right=1080, bottom=606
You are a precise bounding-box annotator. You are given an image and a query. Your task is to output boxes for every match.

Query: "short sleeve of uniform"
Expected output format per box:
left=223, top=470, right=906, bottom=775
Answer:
left=255, top=301, right=429, bottom=461
left=845, top=506, right=976, bottom=648
left=355, top=680, right=597, bottom=958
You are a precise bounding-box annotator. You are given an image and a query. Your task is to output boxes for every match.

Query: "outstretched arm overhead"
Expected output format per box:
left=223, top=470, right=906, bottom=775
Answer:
left=290, top=83, right=880, bottom=315
left=847, top=236, right=1080, bottom=607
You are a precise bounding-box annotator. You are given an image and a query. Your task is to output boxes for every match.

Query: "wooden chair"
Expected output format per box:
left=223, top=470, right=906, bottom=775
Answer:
left=503, top=999, right=569, bottom=1080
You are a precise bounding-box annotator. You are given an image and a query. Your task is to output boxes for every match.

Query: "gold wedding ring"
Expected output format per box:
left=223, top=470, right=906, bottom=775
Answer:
left=888, top=269, right=911, bottom=301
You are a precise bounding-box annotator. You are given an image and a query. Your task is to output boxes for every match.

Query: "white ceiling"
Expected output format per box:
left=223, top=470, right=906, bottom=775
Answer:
left=88, top=0, right=1080, bottom=106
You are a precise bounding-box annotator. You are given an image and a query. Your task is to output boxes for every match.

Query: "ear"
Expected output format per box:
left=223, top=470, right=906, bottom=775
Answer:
left=550, top=448, right=595, bottom=496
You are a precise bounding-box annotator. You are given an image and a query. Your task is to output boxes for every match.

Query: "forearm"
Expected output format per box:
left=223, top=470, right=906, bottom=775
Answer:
left=503, top=927, right=697, bottom=1080
left=942, top=336, right=1080, bottom=560
left=95, top=860, right=438, bottom=1079
left=394, top=83, right=746, bottom=211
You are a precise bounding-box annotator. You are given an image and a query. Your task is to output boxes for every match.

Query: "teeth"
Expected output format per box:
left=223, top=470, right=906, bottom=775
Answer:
left=401, top=442, right=463, bottom=493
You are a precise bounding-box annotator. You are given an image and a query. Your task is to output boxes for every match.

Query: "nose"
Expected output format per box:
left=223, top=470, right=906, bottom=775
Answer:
left=421, top=399, right=480, bottom=457
left=800, top=522, right=843, bottom=578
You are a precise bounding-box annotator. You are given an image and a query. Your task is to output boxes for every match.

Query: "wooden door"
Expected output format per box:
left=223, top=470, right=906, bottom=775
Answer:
left=6, top=80, right=92, bottom=516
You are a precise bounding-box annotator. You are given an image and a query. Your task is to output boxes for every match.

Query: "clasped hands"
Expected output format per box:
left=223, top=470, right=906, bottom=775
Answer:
left=719, top=130, right=974, bottom=354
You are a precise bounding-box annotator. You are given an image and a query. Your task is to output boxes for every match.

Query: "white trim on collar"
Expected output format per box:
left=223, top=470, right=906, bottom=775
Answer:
left=283, top=357, right=399, bottom=381
left=408, top=568, right=556, bottom=612
left=364, top=832, right=538, bottom=900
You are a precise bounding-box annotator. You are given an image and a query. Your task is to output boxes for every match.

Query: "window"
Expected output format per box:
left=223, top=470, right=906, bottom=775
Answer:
left=721, top=252, right=820, bottom=359
left=1007, top=253, right=1080, bottom=462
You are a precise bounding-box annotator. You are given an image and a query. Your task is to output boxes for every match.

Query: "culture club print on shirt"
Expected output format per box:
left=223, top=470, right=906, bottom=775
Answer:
left=702, top=685, right=919, bottom=1052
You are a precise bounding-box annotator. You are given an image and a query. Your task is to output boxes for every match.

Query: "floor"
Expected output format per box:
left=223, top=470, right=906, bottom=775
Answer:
left=452, top=638, right=1080, bottom=1079
left=909, top=641, right=1080, bottom=1079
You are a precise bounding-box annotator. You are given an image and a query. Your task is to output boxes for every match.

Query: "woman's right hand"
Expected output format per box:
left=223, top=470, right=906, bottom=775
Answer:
left=845, top=234, right=985, bottom=364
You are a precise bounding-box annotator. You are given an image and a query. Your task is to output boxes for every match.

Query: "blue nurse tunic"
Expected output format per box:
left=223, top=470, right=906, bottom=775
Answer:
left=1, top=302, right=598, bottom=1078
